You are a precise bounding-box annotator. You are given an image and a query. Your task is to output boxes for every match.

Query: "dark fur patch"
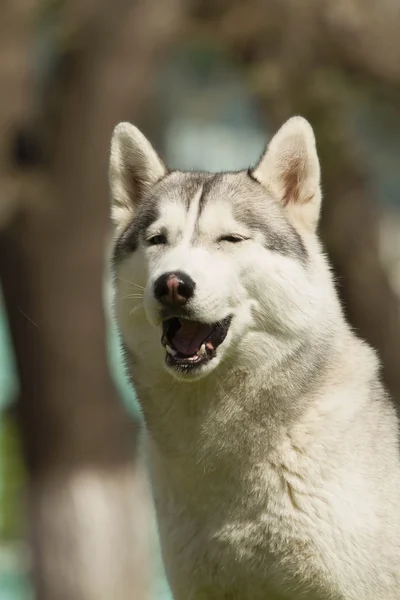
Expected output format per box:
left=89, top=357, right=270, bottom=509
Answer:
left=181, top=173, right=208, bottom=212
left=198, top=173, right=224, bottom=212
left=113, top=201, right=160, bottom=262
left=233, top=203, right=307, bottom=261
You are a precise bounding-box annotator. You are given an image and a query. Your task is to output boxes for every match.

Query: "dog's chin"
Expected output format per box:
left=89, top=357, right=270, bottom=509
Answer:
left=160, top=315, right=232, bottom=381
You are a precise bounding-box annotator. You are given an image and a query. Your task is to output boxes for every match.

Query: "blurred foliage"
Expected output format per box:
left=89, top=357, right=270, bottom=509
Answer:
left=0, top=416, right=26, bottom=541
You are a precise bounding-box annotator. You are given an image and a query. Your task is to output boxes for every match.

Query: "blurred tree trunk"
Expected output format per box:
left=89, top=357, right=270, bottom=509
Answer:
left=190, top=0, right=400, bottom=407
left=0, top=0, right=184, bottom=599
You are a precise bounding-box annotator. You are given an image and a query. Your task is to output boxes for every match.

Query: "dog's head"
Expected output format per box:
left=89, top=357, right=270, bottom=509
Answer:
left=110, top=117, right=331, bottom=381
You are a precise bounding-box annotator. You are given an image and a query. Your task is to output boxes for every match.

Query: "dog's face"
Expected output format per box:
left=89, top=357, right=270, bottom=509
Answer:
left=110, top=117, right=323, bottom=381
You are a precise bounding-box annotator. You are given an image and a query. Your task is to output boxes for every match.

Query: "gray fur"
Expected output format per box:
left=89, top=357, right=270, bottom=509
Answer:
left=114, top=170, right=306, bottom=262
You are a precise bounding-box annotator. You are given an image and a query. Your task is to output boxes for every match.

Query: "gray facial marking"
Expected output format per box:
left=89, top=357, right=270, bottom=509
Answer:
left=197, top=173, right=224, bottom=212
left=113, top=201, right=159, bottom=262
left=113, top=171, right=207, bottom=262
left=198, top=171, right=308, bottom=261
left=180, top=173, right=210, bottom=212
left=233, top=200, right=307, bottom=261
left=112, top=176, right=167, bottom=263
left=113, top=168, right=307, bottom=263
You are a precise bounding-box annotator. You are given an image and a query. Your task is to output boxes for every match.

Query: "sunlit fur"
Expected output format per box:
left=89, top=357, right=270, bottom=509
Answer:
left=110, top=117, right=400, bottom=599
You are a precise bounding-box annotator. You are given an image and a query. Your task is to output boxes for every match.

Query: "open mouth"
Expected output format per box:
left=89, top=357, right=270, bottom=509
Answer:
left=161, top=316, right=232, bottom=372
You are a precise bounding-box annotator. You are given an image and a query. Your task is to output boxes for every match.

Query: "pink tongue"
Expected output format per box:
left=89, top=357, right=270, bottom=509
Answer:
left=171, top=321, right=212, bottom=356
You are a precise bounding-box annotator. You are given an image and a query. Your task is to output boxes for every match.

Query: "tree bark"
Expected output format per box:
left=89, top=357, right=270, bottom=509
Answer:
left=0, top=0, right=185, bottom=598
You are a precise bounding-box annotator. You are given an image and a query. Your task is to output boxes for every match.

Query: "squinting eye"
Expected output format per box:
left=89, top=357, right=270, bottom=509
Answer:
left=219, top=235, right=248, bottom=243
left=147, top=234, right=167, bottom=246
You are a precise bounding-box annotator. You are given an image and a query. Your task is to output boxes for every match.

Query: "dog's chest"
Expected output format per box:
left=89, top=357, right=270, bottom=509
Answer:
left=150, top=439, right=336, bottom=600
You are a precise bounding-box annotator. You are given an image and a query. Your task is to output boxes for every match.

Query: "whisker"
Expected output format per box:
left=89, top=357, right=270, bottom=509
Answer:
left=129, top=305, right=144, bottom=317
left=122, top=294, right=144, bottom=300
left=116, top=276, right=145, bottom=291
left=216, top=376, right=227, bottom=397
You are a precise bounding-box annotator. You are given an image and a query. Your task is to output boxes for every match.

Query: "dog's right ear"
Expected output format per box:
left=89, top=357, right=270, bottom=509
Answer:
left=109, top=123, right=166, bottom=230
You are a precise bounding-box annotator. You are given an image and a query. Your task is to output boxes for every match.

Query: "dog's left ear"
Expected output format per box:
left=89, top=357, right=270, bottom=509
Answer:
left=252, top=116, right=321, bottom=231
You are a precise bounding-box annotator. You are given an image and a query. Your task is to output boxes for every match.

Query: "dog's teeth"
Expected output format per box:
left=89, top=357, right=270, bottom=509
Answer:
left=166, top=345, right=177, bottom=357
left=199, top=343, right=206, bottom=356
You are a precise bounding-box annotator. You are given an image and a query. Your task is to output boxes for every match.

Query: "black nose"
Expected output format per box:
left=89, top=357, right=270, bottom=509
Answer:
left=153, top=271, right=196, bottom=306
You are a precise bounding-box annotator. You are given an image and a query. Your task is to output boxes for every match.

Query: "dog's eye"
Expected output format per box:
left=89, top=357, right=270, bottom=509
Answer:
left=219, top=235, right=247, bottom=243
left=146, top=234, right=167, bottom=246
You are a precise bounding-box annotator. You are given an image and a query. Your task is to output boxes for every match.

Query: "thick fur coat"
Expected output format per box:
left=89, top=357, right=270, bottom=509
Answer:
left=109, top=117, right=400, bottom=599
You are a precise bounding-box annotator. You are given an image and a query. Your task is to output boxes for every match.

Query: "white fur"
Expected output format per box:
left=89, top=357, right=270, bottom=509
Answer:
left=254, top=116, right=322, bottom=232
left=110, top=118, right=400, bottom=599
left=109, top=122, right=166, bottom=233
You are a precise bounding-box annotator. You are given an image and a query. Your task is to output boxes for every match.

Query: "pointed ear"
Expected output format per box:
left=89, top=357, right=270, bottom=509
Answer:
left=252, top=116, right=321, bottom=231
left=109, top=122, right=166, bottom=230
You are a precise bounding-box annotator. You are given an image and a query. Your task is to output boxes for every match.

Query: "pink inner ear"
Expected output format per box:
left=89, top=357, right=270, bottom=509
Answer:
left=281, top=154, right=309, bottom=206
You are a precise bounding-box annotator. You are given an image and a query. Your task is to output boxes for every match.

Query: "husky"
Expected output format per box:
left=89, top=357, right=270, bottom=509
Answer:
left=109, top=116, right=400, bottom=599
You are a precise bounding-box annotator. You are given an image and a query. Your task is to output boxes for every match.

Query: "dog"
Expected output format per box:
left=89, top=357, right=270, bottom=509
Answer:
left=109, top=116, right=400, bottom=599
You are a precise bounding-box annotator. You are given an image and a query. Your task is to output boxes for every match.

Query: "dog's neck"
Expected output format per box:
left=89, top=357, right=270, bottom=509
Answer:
left=130, top=324, right=340, bottom=465
left=126, top=313, right=365, bottom=523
